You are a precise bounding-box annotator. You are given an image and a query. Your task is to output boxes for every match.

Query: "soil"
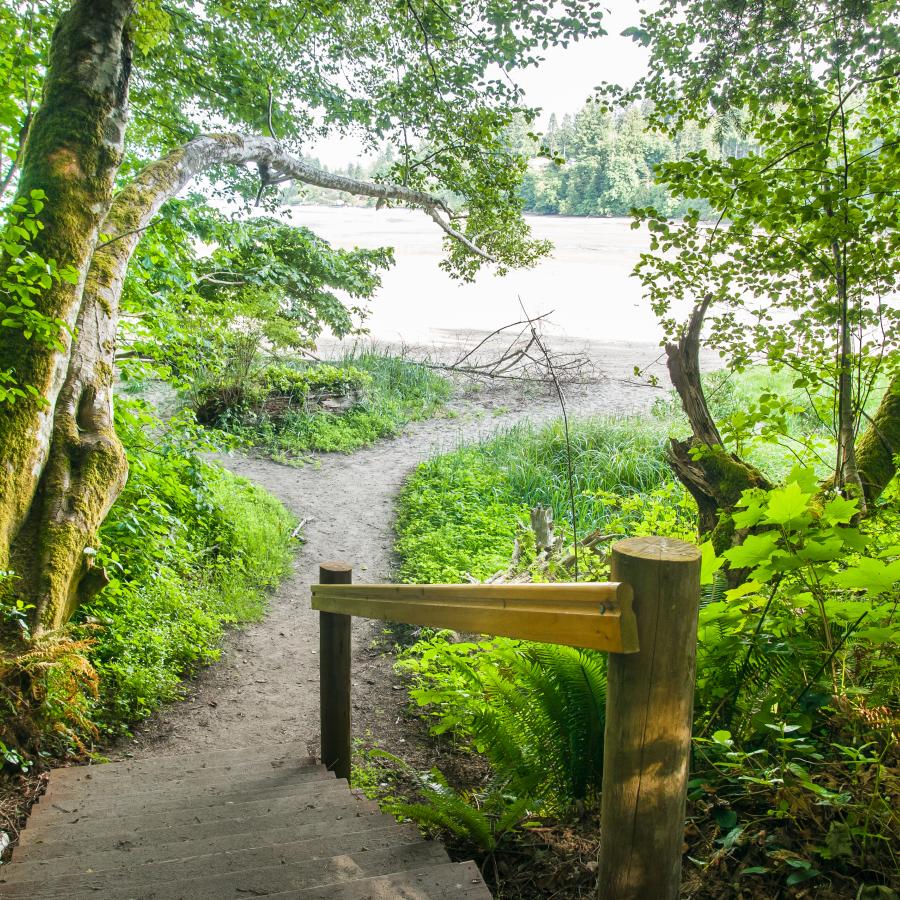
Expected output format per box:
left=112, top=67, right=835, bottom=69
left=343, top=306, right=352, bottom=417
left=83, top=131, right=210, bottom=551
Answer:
left=114, top=339, right=667, bottom=760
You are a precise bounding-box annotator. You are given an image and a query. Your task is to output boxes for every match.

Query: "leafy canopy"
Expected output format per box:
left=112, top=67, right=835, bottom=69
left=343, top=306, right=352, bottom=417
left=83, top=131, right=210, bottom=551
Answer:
left=3, top=0, right=607, bottom=274
left=614, top=0, right=899, bottom=474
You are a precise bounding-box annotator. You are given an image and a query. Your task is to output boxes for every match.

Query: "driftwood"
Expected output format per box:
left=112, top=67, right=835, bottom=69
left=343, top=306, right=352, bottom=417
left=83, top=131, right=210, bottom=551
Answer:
left=428, top=313, right=598, bottom=385
left=529, top=506, right=554, bottom=552
left=480, top=525, right=619, bottom=585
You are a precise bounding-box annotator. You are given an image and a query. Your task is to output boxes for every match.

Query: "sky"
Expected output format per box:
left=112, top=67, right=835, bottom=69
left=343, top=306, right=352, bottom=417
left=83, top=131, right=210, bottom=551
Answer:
left=307, top=2, right=650, bottom=166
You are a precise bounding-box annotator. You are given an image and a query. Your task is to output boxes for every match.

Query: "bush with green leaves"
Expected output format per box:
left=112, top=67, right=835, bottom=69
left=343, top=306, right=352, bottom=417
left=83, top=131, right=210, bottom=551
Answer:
left=0, top=191, right=78, bottom=405
left=193, top=360, right=373, bottom=426
left=697, top=470, right=900, bottom=739
left=201, top=351, right=452, bottom=457
left=77, top=401, right=295, bottom=733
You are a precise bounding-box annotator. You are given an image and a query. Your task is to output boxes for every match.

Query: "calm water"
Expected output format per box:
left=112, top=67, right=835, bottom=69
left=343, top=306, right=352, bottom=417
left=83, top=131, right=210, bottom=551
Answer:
left=281, top=206, right=661, bottom=346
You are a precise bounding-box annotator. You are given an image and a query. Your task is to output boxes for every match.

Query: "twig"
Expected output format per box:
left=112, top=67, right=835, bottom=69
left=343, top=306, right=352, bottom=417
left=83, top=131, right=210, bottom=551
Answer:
left=519, top=297, right=580, bottom=581
left=95, top=223, right=154, bottom=250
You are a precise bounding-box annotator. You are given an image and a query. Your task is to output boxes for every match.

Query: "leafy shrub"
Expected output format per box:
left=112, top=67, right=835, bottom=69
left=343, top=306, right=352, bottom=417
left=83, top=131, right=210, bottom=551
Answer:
left=194, top=361, right=373, bottom=425
left=204, top=351, right=451, bottom=456
left=396, top=450, right=529, bottom=582
left=696, top=470, right=900, bottom=738
left=75, top=401, right=295, bottom=734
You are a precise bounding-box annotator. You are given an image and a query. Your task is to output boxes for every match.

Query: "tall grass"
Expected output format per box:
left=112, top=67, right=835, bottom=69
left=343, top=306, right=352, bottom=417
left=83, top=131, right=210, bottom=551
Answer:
left=395, top=415, right=689, bottom=583
left=477, top=417, right=674, bottom=529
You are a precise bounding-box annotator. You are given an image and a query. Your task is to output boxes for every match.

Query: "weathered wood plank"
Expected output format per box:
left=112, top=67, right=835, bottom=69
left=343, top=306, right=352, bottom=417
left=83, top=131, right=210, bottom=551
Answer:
left=311, top=582, right=637, bottom=653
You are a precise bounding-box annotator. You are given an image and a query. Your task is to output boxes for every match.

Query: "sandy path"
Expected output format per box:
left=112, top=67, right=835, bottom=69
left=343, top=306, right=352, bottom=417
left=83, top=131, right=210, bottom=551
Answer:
left=120, top=343, right=666, bottom=760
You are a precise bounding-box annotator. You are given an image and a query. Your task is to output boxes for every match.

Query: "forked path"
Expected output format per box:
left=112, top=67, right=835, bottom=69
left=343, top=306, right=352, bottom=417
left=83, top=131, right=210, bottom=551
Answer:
left=120, top=347, right=661, bottom=762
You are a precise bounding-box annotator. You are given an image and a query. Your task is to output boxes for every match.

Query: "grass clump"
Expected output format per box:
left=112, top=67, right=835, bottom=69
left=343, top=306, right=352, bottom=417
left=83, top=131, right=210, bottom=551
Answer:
left=396, top=415, right=694, bottom=583
left=195, top=350, right=452, bottom=457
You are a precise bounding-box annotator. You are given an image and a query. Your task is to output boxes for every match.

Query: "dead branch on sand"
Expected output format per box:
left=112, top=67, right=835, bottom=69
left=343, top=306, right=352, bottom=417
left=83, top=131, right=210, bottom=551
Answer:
left=426, top=312, right=598, bottom=385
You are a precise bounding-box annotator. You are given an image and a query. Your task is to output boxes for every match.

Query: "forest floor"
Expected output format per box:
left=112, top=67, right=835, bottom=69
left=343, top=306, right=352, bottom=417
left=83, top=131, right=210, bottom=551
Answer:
left=114, top=337, right=665, bottom=761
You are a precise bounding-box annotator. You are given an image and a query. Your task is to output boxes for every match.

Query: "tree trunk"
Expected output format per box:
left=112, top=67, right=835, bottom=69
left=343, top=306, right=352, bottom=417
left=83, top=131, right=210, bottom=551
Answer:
left=0, top=0, right=132, bottom=579
left=850, top=369, right=899, bottom=506
left=664, top=299, right=770, bottom=554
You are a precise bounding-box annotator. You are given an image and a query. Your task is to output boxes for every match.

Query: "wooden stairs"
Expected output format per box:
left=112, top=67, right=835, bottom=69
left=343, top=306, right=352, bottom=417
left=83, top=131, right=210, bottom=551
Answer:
left=0, top=744, right=491, bottom=899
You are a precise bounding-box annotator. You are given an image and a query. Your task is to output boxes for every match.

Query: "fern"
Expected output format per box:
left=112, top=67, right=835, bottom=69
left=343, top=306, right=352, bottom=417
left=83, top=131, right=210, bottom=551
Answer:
left=400, top=634, right=607, bottom=810
left=362, top=750, right=537, bottom=852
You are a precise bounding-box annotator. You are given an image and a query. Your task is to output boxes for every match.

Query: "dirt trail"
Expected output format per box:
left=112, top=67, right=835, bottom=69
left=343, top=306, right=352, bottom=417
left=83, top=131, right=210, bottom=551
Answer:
left=120, top=343, right=665, bottom=760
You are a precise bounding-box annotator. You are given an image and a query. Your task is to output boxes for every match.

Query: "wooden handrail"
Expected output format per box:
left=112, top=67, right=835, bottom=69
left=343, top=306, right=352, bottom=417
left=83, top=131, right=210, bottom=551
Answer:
left=311, top=581, right=638, bottom=653
left=312, top=536, right=702, bottom=900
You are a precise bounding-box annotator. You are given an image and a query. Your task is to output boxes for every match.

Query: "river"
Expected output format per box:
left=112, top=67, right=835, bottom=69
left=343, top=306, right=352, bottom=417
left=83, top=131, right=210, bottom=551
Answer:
left=281, top=206, right=661, bottom=346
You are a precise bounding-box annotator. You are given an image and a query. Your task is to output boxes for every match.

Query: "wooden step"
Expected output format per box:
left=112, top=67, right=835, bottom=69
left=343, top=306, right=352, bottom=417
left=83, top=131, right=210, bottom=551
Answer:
left=274, top=860, right=491, bottom=898
left=29, top=770, right=347, bottom=824
left=4, top=743, right=493, bottom=899
left=29, top=841, right=452, bottom=899
left=19, top=779, right=356, bottom=840
left=1, top=823, right=425, bottom=896
left=46, top=744, right=313, bottom=784
left=3, top=812, right=401, bottom=880
left=13, top=796, right=380, bottom=861
left=42, top=759, right=327, bottom=804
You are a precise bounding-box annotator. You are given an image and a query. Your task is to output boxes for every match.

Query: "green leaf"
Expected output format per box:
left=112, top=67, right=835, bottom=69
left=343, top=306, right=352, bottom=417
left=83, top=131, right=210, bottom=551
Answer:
left=723, top=531, right=780, bottom=569
left=763, top=481, right=811, bottom=525
left=700, top=540, right=723, bottom=585
left=821, top=494, right=859, bottom=525
left=724, top=580, right=761, bottom=601
left=713, top=808, right=737, bottom=829
left=831, top=558, right=900, bottom=595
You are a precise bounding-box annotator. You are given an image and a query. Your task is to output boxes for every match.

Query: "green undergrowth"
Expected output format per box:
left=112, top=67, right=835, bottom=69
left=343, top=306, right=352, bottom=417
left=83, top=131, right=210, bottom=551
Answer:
left=76, top=406, right=294, bottom=732
left=396, top=415, right=693, bottom=583
left=382, top=393, right=899, bottom=897
left=1, top=399, right=296, bottom=765
left=79, top=401, right=296, bottom=736
left=196, top=350, right=452, bottom=457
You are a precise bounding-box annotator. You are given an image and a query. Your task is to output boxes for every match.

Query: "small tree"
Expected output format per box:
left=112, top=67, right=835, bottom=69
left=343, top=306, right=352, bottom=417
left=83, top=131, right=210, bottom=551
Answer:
left=614, top=0, right=899, bottom=551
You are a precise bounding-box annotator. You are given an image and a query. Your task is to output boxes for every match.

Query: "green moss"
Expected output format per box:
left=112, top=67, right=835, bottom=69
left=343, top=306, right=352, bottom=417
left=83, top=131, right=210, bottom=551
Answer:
left=8, top=406, right=128, bottom=632
left=700, top=444, right=770, bottom=509
left=856, top=374, right=900, bottom=503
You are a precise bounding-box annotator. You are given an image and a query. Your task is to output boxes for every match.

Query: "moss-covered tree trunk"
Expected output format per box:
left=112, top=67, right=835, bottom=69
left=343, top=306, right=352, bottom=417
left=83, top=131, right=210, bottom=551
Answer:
left=0, top=0, right=132, bottom=621
left=664, top=300, right=770, bottom=559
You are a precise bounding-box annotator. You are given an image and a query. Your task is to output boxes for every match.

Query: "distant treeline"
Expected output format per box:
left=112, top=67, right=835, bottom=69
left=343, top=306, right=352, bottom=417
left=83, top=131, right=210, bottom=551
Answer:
left=283, top=103, right=755, bottom=219
left=514, top=103, right=755, bottom=218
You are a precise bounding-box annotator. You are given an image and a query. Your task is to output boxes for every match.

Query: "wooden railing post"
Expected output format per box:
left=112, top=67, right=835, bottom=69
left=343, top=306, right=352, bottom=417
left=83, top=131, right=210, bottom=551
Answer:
left=319, top=562, right=352, bottom=781
left=598, top=536, right=701, bottom=900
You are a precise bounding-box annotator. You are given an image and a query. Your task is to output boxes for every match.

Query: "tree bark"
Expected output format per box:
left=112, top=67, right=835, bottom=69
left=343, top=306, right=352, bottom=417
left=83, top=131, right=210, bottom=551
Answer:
left=0, top=0, right=132, bottom=576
